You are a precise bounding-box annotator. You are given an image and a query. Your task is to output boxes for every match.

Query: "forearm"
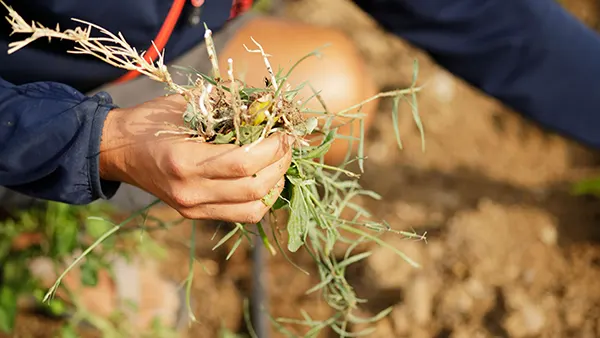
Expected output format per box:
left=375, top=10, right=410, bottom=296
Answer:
left=0, top=78, right=120, bottom=204
left=356, top=0, right=600, bottom=149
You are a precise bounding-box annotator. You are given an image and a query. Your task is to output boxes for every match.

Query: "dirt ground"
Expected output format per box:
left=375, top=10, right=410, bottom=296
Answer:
left=8, top=0, right=600, bottom=337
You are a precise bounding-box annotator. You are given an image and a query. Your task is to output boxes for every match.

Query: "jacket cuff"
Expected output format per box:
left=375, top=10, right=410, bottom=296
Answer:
left=88, top=91, right=121, bottom=200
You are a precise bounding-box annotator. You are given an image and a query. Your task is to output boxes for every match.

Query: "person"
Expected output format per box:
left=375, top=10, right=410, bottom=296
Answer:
left=1, top=0, right=600, bottom=332
left=1, top=0, right=600, bottom=221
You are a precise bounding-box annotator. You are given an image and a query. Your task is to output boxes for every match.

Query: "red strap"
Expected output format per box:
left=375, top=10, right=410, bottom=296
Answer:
left=114, top=0, right=253, bottom=84
left=114, top=0, right=188, bottom=84
left=229, top=0, right=254, bottom=19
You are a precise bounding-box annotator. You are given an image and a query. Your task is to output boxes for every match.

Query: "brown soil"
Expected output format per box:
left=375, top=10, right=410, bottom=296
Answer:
left=8, top=0, right=600, bottom=337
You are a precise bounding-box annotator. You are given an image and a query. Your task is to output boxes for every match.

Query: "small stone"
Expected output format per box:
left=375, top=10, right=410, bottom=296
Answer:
left=464, top=278, right=487, bottom=300
left=407, top=274, right=432, bottom=325
left=391, top=305, right=410, bottom=335
left=366, top=240, right=423, bottom=289
left=431, top=70, right=456, bottom=103
left=504, top=304, right=546, bottom=337
left=539, top=225, right=558, bottom=246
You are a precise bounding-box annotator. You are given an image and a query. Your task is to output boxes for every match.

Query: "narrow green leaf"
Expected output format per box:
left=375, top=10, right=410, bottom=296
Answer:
left=305, top=275, right=334, bottom=295
left=391, top=95, right=403, bottom=150
left=411, top=91, right=425, bottom=152
left=358, top=117, right=365, bottom=173
left=337, top=252, right=372, bottom=270
left=347, top=306, right=393, bottom=324
left=275, top=44, right=329, bottom=97
left=212, top=226, right=239, bottom=251
left=256, top=221, right=276, bottom=255
left=411, top=59, right=419, bottom=87
left=226, top=235, right=244, bottom=260
left=186, top=221, right=197, bottom=322
left=340, top=224, right=420, bottom=268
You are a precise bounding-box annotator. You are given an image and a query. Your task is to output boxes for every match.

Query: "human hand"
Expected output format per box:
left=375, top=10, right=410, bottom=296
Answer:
left=98, top=94, right=292, bottom=223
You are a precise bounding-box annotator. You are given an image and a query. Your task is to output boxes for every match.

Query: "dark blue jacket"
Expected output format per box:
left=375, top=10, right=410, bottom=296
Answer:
left=1, top=0, right=599, bottom=205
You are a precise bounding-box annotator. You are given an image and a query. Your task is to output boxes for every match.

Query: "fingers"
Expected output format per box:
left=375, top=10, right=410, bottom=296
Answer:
left=177, top=132, right=293, bottom=179
left=175, top=148, right=292, bottom=205
left=175, top=177, right=286, bottom=223
left=159, top=130, right=294, bottom=223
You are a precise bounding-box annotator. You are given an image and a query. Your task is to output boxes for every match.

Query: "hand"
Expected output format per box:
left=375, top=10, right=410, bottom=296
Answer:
left=98, top=94, right=292, bottom=223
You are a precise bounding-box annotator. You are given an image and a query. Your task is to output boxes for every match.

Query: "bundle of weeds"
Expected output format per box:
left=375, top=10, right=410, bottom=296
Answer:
left=2, top=2, right=427, bottom=336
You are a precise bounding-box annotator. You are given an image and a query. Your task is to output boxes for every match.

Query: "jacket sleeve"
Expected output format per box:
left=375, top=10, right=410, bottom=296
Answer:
left=0, top=77, right=121, bottom=205
left=354, top=0, right=600, bottom=149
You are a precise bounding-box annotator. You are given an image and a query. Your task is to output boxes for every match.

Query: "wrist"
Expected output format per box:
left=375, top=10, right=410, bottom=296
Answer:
left=99, top=107, right=127, bottom=183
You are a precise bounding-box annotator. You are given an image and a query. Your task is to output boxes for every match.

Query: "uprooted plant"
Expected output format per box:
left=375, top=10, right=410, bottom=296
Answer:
left=2, top=2, right=427, bottom=336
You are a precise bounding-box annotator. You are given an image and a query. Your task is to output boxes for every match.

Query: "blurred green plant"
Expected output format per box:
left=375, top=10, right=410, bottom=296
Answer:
left=0, top=200, right=177, bottom=337
left=252, top=0, right=274, bottom=13
left=572, top=176, right=600, bottom=196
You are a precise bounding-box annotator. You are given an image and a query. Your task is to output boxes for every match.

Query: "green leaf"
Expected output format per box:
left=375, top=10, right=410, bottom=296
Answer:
left=0, top=286, right=17, bottom=333
left=213, top=131, right=234, bottom=144
left=286, top=184, right=310, bottom=252
left=238, top=125, right=264, bottom=145
left=285, top=164, right=301, bottom=178
left=183, top=102, right=199, bottom=129
left=391, top=95, right=403, bottom=151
